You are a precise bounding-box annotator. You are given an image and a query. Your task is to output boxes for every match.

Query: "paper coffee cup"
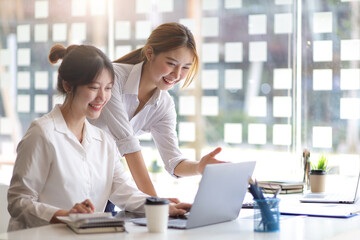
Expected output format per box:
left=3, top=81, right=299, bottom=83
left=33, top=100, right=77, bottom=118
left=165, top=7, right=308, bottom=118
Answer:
left=145, top=197, right=169, bottom=233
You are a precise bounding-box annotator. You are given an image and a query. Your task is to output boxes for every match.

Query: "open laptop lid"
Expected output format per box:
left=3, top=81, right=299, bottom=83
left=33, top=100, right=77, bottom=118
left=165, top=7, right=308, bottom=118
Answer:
left=185, top=161, right=256, bottom=229
left=300, top=172, right=360, bottom=204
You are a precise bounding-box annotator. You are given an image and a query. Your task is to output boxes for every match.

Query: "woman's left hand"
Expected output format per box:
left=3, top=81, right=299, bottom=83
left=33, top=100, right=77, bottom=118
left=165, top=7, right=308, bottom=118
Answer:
left=197, top=147, right=227, bottom=174
left=169, top=202, right=192, bottom=216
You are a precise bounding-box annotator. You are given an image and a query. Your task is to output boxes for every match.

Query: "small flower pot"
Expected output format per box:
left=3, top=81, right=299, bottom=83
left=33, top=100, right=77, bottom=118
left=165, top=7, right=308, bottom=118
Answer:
left=309, top=170, right=327, bottom=193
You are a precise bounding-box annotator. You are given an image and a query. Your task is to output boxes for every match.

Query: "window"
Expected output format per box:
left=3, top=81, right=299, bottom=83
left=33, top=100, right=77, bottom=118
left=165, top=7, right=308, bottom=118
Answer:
left=1, top=0, right=359, bottom=196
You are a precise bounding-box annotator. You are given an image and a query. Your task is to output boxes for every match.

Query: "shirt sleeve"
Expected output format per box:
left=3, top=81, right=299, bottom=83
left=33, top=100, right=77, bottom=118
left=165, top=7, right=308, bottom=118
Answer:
left=97, top=66, right=141, bottom=156
left=109, top=146, right=149, bottom=212
left=150, top=104, right=188, bottom=178
left=7, top=123, right=60, bottom=231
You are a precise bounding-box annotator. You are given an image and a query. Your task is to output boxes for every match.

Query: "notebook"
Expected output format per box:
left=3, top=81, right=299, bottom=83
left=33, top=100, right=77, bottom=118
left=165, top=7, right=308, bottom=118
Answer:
left=57, top=213, right=125, bottom=234
left=300, top=173, right=360, bottom=204
left=280, top=202, right=360, bottom=218
left=132, top=161, right=256, bottom=229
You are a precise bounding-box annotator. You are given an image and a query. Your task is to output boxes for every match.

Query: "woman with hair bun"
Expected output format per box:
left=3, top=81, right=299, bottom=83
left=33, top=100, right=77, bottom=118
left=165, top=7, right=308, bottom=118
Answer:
left=7, top=44, right=190, bottom=231
left=93, top=22, right=225, bottom=204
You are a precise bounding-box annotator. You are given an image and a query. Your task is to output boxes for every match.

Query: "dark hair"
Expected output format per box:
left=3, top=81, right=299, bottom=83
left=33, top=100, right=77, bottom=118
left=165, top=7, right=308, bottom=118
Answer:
left=113, top=22, right=199, bottom=88
left=48, top=44, right=114, bottom=95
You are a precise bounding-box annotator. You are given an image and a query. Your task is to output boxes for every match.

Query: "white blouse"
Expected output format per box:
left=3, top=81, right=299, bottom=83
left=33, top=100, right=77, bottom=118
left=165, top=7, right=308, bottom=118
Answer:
left=7, top=105, right=148, bottom=231
left=93, top=62, right=187, bottom=177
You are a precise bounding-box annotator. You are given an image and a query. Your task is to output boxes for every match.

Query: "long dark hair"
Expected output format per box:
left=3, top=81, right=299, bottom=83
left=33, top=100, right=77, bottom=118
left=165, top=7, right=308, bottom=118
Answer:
left=113, top=22, right=199, bottom=88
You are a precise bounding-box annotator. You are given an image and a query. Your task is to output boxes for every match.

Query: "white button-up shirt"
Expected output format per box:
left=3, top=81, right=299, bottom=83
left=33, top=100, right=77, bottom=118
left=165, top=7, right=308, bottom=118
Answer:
left=7, top=105, right=148, bottom=231
left=93, top=62, right=187, bottom=177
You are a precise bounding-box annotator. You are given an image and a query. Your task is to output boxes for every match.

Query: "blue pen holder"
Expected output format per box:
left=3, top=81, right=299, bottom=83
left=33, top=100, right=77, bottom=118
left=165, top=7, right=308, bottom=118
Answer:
left=253, top=198, right=280, bottom=232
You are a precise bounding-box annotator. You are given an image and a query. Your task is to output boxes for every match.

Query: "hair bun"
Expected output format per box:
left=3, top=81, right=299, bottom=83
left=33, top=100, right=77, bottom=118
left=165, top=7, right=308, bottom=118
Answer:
left=48, top=44, right=67, bottom=64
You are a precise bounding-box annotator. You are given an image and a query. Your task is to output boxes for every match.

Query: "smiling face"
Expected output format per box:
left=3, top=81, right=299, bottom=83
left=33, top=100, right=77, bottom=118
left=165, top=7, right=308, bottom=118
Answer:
left=67, top=68, right=113, bottom=120
left=144, top=47, right=194, bottom=91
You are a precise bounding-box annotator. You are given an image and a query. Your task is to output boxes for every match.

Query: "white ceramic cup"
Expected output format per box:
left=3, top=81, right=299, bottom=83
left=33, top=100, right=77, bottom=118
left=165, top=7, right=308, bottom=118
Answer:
left=145, top=197, right=169, bottom=233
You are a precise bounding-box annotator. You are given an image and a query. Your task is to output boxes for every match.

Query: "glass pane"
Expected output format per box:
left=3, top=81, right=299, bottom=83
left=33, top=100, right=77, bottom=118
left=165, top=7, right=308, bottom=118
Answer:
left=72, top=0, right=86, bottom=16
left=201, top=70, right=219, bottom=89
left=224, top=123, right=242, bottom=143
left=115, top=21, right=131, bottom=40
left=313, top=12, right=332, bottom=33
left=17, top=25, right=31, bottom=43
left=179, top=122, right=195, bottom=142
left=202, top=18, right=219, bottom=37
left=225, top=42, right=243, bottom=62
left=274, top=13, right=293, bottom=34
left=52, top=23, right=67, bottom=42
left=179, top=96, right=195, bottom=116
left=34, top=24, right=48, bottom=42
left=273, top=124, right=292, bottom=146
left=302, top=0, right=360, bottom=162
left=35, top=1, right=48, bottom=19
left=224, top=0, right=242, bottom=9
left=17, top=49, right=31, bottom=66
left=248, top=15, right=266, bottom=35
left=248, top=124, right=267, bottom=145
left=71, top=23, right=87, bottom=43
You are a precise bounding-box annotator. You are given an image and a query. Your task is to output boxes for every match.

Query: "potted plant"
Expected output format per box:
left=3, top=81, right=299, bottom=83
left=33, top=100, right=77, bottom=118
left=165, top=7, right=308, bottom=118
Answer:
left=309, top=154, right=329, bottom=193
left=148, top=159, right=162, bottom=182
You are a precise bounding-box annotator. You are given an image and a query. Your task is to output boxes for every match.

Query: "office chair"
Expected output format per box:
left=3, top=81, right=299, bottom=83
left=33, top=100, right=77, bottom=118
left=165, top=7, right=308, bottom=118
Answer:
left=0, top=184, right=10, bottom=233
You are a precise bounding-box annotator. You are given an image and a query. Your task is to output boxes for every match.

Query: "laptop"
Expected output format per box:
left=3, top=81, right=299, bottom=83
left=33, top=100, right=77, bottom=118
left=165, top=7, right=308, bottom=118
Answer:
left=300, top=173, right=360, bottom=204
left=132, top=161, right=256, bottom=229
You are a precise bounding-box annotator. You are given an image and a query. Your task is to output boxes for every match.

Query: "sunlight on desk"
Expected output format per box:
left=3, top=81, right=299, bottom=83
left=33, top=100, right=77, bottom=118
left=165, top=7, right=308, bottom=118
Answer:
left=2, top=209, right=360, bottom=240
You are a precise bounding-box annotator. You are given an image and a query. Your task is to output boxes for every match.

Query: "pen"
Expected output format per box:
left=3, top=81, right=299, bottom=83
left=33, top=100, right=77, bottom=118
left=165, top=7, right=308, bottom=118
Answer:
left=350, top=209, right=360, bottom=215
left=249, top=180, right=278, bottom=231
left=273, top=188, right=281, bottom=199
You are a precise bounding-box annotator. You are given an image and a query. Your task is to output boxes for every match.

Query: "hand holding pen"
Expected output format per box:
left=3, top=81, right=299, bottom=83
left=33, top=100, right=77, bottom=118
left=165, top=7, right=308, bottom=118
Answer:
left=50, top=199, right=95, bottom=223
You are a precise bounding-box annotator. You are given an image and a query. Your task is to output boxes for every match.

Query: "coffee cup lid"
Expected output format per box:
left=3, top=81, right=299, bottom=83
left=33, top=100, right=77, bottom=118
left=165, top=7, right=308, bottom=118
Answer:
left=145, top=197, right=169, bottom=205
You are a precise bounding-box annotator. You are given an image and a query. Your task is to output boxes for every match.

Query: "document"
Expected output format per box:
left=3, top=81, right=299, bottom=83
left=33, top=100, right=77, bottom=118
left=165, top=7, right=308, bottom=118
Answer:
left=280, top=202, right=360, bottom=218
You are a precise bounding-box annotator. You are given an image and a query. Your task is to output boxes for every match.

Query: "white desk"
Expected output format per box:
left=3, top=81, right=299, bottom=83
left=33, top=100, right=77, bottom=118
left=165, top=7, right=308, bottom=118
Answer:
left=1, top=209, right=360, bottom=240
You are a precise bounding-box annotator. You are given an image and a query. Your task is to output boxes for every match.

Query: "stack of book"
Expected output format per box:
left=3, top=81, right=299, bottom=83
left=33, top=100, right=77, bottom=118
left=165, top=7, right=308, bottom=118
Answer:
left=57, top=213, right=126, bottom=234
left=256, top=181, right=304, bottom=194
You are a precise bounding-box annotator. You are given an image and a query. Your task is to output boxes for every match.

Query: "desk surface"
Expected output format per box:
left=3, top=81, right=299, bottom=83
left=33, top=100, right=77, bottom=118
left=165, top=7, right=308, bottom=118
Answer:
left=1, top=209, right=360, bottom=240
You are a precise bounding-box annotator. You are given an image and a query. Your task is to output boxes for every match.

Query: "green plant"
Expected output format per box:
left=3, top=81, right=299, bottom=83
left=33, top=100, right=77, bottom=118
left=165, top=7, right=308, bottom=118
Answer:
left=310, top=154, right=328, bottom=171
left=148, top=159, right=162, bottom=173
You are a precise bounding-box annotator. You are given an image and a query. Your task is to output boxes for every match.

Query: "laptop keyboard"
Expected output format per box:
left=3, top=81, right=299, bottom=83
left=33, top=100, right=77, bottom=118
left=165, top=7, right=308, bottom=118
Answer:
left=173, top=212, right=189, bottom=219
left=305, top=193, right=353, bottom=200
left=242, top=201, right=255, bottom=209
left=168, top=219, right=187, bottom=229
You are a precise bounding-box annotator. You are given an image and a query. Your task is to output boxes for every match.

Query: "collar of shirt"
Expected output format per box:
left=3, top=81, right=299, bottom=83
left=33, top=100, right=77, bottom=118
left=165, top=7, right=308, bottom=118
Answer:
left=123, top=62, right=161, bottom=107
left=52, top=104, right=103, bottom=144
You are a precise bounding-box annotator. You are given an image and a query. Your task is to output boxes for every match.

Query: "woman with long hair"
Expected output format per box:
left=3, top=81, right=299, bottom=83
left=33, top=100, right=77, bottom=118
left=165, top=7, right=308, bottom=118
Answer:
left=93, top=22, right=224, bottom=201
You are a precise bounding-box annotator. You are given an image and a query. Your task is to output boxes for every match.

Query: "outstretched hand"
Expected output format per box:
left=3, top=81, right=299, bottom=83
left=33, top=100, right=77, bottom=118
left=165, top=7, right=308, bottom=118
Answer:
left=197, top=147, right=227, bottom=174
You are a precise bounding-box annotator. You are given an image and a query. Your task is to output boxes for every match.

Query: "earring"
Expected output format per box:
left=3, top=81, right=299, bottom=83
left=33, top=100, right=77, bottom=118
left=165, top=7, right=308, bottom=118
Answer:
left=64, top=87, right=72, bottom=94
